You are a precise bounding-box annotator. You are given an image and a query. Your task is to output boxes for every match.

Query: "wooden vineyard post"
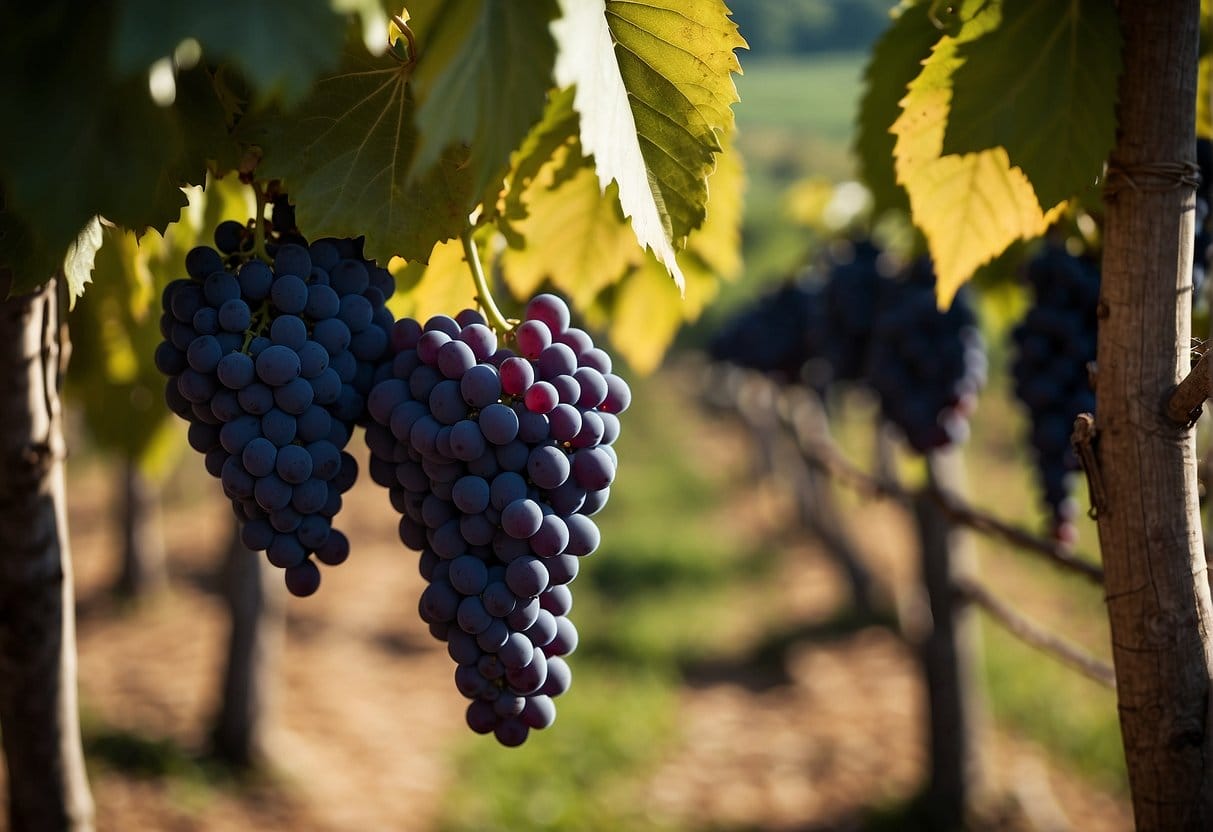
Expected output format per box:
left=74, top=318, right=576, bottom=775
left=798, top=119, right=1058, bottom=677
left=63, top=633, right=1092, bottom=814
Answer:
left=1093, top=3, right=1213, bottom=826
left=0, top=274, right=95, bottom=831
left=210, top=519, right=286, bottom=767
left=114, top=456, right=168, bottom=599
left=916, top=446, right=985, bottom=830
left=781, top=386, right=877, bottom=615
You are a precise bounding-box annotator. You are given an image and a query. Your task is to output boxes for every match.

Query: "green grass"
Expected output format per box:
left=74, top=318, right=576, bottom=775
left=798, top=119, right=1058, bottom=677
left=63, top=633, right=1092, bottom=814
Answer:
left=718, top=52, right=869, bottom=295
left=981, top=624, right=1127, bottom=792
left=435, top=667, right=680, bottom=832
left=735, top=53, right=868, bottom=140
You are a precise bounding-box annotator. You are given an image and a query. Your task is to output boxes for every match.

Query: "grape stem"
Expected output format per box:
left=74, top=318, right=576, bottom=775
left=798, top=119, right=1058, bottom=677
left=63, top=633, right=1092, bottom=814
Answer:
left=461, top=229, right=512, bottom=336
left=241, top=300, right=272, bottom=353
left=390, top=15, right=418, bottom=69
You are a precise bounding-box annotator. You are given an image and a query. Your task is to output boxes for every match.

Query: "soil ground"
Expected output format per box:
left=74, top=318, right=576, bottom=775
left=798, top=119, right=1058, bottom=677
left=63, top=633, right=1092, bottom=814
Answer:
left=0, top=398, right=1133, bottom=832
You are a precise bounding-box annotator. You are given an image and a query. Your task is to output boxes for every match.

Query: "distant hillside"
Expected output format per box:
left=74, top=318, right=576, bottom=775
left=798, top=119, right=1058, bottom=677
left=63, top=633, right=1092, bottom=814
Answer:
left=728, top=0, right=894, bottom=56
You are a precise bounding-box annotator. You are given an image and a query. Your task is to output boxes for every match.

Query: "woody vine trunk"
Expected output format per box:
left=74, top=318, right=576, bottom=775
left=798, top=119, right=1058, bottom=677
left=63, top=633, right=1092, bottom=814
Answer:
left=1095, top=3, right=1213, bottom=827
left=0, top=274, right=94, bottom=831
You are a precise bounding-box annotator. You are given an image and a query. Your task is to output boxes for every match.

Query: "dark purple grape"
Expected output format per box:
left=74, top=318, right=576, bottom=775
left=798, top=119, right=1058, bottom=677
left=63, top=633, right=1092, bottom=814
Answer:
left=256, top=345, right=301, bottom=386
left=186, top=245, right=224, bottom=280
left=214, top=220, right=249, bottom=255
left=284, top=559, right=321, bottom=597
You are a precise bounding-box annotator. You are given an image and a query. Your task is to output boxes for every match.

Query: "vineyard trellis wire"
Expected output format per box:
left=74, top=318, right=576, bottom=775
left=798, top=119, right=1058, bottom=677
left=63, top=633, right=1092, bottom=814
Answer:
left=699, top=362, right=1113, bottom=682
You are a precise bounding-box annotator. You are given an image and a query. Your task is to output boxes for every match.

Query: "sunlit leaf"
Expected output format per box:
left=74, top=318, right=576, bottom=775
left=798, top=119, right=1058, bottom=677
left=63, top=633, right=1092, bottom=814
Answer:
left=499, top=87, right=582, bottom=226
left=552, top=0, right=745, bottom=291
left=64, top=217, right=104, bottom=307
left=387, top=237, right=481, bottom=323
left=854, top=1, right=940, bottom=220
left=942, top=0, right=1122, bottom=209
left=690, top=140, right=746, bottom=281
left=584, top=254, right=706, bottom=375
left=892, top=0, right=1064, bottom=306
left=499, top=154, right=643, bottom=309
left=408, top=0, right=559, bottom=196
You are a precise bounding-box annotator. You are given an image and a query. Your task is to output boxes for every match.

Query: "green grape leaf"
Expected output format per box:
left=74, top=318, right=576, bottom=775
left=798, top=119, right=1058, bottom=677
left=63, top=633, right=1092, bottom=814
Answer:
left=63, top=218, right=105, bottom=307
left=552, top=0, right=745, bottom=292
left=0, top=196, right=59, bottom=297
left=407, top=0, right=560, bottom=197
left=942, top=0, right=1122, bottom=209
left=892, top=0, right=1065, bottom=306
left=112, top=0, right=349, bottom=104
left=243, top=41, right=476, bottom=265
left=0, top=6, right=237, bottom=289
left=0, top=69, right=189, bottom=270
left=174, top=66, right=244, bottom=178
left=854, top=2, right=942, bottom=220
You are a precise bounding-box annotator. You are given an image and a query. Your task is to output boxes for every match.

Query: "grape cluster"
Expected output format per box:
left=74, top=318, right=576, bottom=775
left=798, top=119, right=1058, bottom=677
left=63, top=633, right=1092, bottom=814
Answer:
left=705, top=240, right=887, bottom=392
left=1009, top=244, right=1099, bottom=542
left=822, top=239, right=886, bottom=383
left=363, top=294, right=628, bottom=746
left=154, top=214, right=395, bottom=596
left=707, top=279, right=828, bottom=386
left=865, top=258, right=987, bottom=453
left=704, top=240, right=984, bottom=455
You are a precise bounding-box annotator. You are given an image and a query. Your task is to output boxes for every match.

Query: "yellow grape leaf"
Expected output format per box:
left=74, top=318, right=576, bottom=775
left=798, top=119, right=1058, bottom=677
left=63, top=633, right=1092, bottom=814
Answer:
left=387, top=237, right=479, bottom=323
left=589, top=256, right=685, bottom=375
left=582, top=248, right=719, bottom=374
left=783, top=179, right=837, bottom=230
left=672, top=246, right=725, bottom=322
left=891, top=0, right=1064, bottom=306
left=499, top=161, right=643, bottom=309
left=688, top=140, right=745, bottom=282
left=900, top=148, right=1065, bottom=306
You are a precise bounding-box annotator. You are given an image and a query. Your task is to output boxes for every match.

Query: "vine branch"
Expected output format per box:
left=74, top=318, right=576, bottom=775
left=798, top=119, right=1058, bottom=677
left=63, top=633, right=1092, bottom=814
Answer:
left=954, top=576, right=1116, bottom=689
left=1164, top=349, right=1210, bottom=426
